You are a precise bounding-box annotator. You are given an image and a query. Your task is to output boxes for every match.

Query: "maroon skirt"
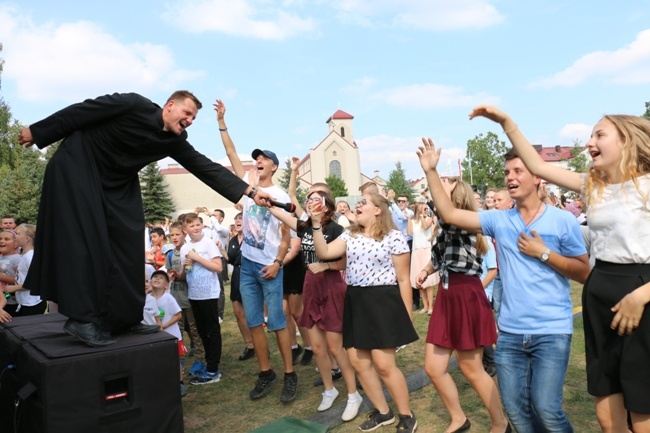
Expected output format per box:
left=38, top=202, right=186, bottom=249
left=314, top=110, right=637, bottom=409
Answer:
left=426, top=273, right=497, bottom=350
left=298, top=269, right=346, bottom=332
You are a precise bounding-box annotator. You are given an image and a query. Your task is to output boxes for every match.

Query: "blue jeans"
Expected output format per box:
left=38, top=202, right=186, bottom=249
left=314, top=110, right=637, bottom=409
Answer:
left=240, top=257, right=286, bottom=331
left=495, top=332, right=574, bottom=433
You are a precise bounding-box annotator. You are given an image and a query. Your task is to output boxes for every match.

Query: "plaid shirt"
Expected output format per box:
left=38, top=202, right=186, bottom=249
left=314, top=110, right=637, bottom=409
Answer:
left=432, top=219, right=483, bottom=289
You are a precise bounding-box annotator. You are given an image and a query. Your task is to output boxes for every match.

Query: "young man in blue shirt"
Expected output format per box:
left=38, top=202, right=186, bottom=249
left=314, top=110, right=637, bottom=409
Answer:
left=418, top=139, right=590, bottom=433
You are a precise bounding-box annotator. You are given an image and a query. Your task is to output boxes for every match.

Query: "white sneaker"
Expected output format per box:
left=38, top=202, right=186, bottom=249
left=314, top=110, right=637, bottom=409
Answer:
left=341, top=392, right=363, bottom=422
left=317, top=387, right=339, bottom=412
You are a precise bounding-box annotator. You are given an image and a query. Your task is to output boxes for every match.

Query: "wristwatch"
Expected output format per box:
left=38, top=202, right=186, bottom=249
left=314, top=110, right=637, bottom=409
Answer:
left=540, top=248, right=551, bottom=263
left=273, top=259, right=284, bottom=268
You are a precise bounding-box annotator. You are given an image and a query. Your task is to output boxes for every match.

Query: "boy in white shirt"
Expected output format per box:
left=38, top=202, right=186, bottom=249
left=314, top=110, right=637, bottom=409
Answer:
left=180, top=213, right=223, bottom=385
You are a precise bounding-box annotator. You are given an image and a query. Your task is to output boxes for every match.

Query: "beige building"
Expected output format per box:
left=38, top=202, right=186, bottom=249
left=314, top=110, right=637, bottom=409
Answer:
left=160, top=109, right=382, bottom=224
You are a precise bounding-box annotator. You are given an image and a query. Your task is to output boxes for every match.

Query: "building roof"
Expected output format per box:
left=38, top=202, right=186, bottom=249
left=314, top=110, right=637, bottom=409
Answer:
left=325, top=109, right=354, bottom=123
left=533, top=145, right=574, bottom=162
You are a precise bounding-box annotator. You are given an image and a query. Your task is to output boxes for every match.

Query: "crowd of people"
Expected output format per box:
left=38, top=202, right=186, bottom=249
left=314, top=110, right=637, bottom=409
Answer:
left=4, top=90, right=650, bottom=433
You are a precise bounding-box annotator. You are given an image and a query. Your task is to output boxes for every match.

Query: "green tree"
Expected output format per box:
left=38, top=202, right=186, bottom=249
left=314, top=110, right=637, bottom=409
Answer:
left=461, top=132, right=508, bottom=192
left=566, top=140, right=588, bottom=173
left=384, top=162, right=414, bottom=201
left=325, top=174, right=349, bottom=199
left=643, top=101, right=650, bottom=119
left=277, top=158, right=307, bottom=204
left=140, top=162, right=175, bottom=224
left=0, top=144, right=47, bottom=223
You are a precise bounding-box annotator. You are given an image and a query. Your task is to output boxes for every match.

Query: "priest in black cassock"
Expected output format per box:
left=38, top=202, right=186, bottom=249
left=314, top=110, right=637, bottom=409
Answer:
left=18, top=91, right=272, bottom=347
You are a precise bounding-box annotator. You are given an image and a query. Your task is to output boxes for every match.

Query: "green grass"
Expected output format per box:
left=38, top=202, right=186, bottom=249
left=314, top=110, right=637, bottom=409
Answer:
left=182, top=281, right=597, bottom=432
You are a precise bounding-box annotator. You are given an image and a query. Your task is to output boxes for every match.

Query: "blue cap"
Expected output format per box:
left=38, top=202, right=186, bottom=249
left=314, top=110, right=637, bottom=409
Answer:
left=251, top=149, right=279, bottom=166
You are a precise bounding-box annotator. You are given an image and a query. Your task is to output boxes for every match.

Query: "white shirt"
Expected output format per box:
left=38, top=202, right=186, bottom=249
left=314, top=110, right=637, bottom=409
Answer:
left=340, top=230, right=409, bottom=286
left=180, top=236, right=222, bottom=300
left=588, top=174, right=650, bottom=263
left=15, top=250, right=42, bottom=307
left=156, top=292, right=182, bottom=340
left=241, top=175, right=290, bottom=265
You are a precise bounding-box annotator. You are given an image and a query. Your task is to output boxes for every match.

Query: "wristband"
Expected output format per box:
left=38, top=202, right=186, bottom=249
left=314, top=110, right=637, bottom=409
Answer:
left=247, top=187, right=258, bottom=200
left=273, top=259, right=284, bottom=268
left=219, top=127, right=228, bottom=132
left=312, top=226, right=321, bottom=231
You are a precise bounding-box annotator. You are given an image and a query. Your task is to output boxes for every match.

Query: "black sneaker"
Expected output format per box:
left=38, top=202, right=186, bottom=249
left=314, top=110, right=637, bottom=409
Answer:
left=238, top=347, right=255, bottom=361
left=396, top=412, right=417, bottom=433
left=291, top=345, right=304, bottom=365
left=280, top=373, right=298, bottom=403
left=359, top=409, right=395, bottom=432
left=249, top=370, right=278, bottom=400
left=300, top=348, right=314, bottom=366
left=313, top=367, right=342, bottom=386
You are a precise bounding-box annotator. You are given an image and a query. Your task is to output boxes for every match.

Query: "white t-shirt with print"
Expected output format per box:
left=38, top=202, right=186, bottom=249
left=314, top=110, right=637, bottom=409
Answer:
left=180, top=236, right=222, bottom=300
left=340, top=229, right=409, bottom=287
left=156, top=291, right=182, bottom=340
left=142, top=293, right=160, bottom=326
left=241, top=175, right=290, bottom=266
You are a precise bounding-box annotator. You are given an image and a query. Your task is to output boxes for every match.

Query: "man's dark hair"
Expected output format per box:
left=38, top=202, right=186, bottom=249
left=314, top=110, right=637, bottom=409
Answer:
left=150, top=227, right=165, bottom=238
left=166, top=90, right=202, bottom=110
left=1, top=215, right=15, bottom=220
left=504, top=147, right=520, bottom=160
left=214, top=209, right=225, bottom=218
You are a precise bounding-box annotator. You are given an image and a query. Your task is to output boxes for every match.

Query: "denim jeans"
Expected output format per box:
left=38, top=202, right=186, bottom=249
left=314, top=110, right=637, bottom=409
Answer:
left=495, top=332, right=574, bottom=433
left=240, top=257, right=286, bottom=331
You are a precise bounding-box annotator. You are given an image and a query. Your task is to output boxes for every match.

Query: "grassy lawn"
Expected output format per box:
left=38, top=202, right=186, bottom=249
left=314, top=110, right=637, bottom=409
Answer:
left=182, top=282, right=599, bottom=432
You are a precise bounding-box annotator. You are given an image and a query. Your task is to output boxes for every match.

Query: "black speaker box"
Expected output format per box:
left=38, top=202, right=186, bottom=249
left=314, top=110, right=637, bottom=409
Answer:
left=0, top=314, right=183, bottom=433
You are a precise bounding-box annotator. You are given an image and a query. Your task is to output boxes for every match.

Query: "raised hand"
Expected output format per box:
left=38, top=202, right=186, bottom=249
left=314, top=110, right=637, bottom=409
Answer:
left=214, top=99, right=226, bottom=121
left=469, top=105, right=510, bottom=126
left=417, top=137, right=442, bottom=173
left=291, top=156, right=300, bottom=173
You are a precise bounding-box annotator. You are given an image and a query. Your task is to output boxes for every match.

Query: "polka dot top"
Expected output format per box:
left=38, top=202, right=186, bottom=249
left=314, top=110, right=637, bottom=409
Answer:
left=339, top=229, right=409, bottom=287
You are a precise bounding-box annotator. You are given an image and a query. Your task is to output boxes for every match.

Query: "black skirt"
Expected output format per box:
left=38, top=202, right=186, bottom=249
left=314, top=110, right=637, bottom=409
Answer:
left=583, top=260, right=650, bottom=414
left=343, top=285, right=419, bottom=350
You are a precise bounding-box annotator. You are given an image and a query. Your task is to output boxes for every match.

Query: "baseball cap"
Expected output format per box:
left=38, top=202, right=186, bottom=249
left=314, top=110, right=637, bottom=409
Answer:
left=251, top=149, right=279, bottom=166
left=151, top=270, right=170, bottom=282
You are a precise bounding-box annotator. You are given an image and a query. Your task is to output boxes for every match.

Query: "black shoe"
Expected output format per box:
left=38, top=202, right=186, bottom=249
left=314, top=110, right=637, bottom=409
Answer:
left=299, top=348, right=313, bottom=366
left=396, top=412, right=417, bottom=433
left=358, top=409, right=395, bottom=432
left=280, top=373, right=298, bottom=403
left=130, top=323, right=160, bottom=334
left=238, top=347, right=255, bottom=361
left=291, top=344, right=303, bottom=365
left=450, top=418, right=471, bottom=433
left=63, top=319, right=116, bottom=348
left=313, top=367, right=342, bottom=386
left=249, top=370, right=278, bottom=400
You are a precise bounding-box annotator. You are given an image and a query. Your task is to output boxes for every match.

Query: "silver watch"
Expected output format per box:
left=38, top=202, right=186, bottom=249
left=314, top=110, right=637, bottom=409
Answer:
left=540, top=248, right=551, bottom=263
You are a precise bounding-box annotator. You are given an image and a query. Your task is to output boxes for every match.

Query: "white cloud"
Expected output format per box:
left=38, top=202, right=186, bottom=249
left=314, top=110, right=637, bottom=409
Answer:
left=342, top=76, right=378, bottom=94
left=328, top=0, right=504, bottom=30
left=531, top=29, right=650, bottom=88
left=559, top=123, right=592, bottom=144
left=375, top=83, right=500, bottom=109
left=356, top=134, right=464, bottom=179
left=162, top=0, right=315, bottom=40
left=0, top=5, right=204, bottom=103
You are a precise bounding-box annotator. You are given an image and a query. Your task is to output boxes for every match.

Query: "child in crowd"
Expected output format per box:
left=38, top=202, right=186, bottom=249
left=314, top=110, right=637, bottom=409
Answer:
left=149, top=269, right=186, bottom=396
left=0, top=229, right=21, bottom=322
left=4, top=224, right=45, bottom=316
left=166, top=221, right=204, bottom=374
left=309, top=193, right=418, bottom=433
left=142, top=276, right=162, bottom=328
left=181, top=213, right=223, bottom=385
left=146, top=227, right=167, bottom=270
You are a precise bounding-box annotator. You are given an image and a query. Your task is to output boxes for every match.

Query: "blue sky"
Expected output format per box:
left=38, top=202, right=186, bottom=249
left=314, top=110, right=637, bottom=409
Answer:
left=1, top=0, right=649, bottom=180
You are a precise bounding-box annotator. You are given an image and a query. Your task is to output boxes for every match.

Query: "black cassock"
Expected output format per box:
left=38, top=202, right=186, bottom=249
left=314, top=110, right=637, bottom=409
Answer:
left=25, top=92, right=248, bottom=332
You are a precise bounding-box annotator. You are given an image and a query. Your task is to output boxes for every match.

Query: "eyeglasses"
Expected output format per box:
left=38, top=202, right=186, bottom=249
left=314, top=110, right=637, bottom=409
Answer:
left=397, top=199, right=407, bottom=204
left=356, top=199, right=369, bottom=207
left=305, top=196, right=324, bottom=204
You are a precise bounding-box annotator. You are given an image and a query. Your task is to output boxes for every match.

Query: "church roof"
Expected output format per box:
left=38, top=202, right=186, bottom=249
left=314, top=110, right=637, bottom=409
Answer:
left=325, top=109, right=354, bottom=123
